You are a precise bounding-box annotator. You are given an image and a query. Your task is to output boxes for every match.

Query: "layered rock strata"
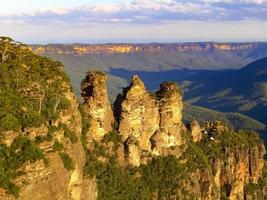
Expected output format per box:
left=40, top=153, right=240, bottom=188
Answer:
left=112, top=76, right=186, bottom=166
left=151, top=82, right=187, bottom=157
left=81, top=72, right=114, bottom=142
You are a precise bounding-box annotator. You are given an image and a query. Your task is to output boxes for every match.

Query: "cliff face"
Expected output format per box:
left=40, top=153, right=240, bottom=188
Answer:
left=1, top=86, right=97, bottom=200
left=0, top=38, right=97, bottom=200
left=81, top=72, right=114, bottom=143
left=151, top=82, right=187, bottom=157
left=217, top=144, right=265, bottom=199
left=0, top=37, right=266, bottom=200
left=10, top=92, right=96, bottom=200
left=83, top=72, right=267, bottom=200
left=30, top=43, right=266, bottom=55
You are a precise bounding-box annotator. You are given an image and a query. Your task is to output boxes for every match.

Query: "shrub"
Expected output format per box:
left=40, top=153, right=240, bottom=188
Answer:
left=0, top=114, right=20, bottom=132
left=0, top=136, right=44, bottom=196
left=59, top=152, right=75, bottom=171
left=21, top=111, right=44, bottom=128
left=57, top=97, right=71, bottom=110
left=64, top=129, right=78, bottom=143
left=53, top=140, right=64, bottom=152
left=102, top=130, right=121, bottom=148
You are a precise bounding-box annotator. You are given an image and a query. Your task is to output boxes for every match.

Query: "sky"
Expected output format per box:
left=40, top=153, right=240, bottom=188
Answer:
left=0, top=0, right=267, bottom=43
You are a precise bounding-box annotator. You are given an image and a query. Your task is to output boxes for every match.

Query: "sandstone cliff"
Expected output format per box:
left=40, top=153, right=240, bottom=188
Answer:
left=81, top=72, right=114, bottom=143
left=30, top=42, right=264, bottom=55
left=0, top=37, right=97, bottom=200
left=0, top=37, right=266, bottom=200
left=2, top=92, right=96, bottom=200
left=151, top=82, right=187, bottom=157
left=83, top=72, right=267, bottom=200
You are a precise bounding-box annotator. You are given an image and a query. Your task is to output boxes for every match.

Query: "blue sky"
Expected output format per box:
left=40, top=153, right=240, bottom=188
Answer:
left=0, top=0, right=267, bottom=43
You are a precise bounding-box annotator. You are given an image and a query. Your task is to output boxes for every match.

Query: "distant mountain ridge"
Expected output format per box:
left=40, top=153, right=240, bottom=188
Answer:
left=183, top=57, right=267, bottom=125
left=1, top=37, right=267, bottom=200
left=106, top=58, right=267, bottom=128
left=31, top=43, right=267, bottom=132
left=31, top=42, right=267, bottom=55
left=31, top=42, right=267, bottom=70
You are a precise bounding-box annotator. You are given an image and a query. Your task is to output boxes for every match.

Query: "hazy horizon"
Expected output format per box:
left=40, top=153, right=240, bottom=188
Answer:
left=1, top=0, right=267, bottom=43
left=13, top=39, right=267, bottom=45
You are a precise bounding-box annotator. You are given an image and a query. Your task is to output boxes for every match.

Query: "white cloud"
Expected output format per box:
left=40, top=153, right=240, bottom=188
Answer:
left=0, top=0, right=266, bottom=26
left=203, top=0, right=267, bottom=3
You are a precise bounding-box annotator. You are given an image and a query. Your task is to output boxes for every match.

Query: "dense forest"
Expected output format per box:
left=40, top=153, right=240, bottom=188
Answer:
left=0, top=37, right=73, bottom=195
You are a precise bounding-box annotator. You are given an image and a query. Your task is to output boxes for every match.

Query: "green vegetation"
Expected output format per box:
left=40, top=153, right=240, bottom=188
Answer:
left=63, top=128, right=78, bottom=143
left=0, top=37, right=73, bottom=195
left=0, top=136, right=44, bottom=196
left=83, top=124, right=263, bottom=200
left=59, top=152, right=75, bottom=171
left=102, top=129, right=121, bottom=148
left=78, top=105, right=90, bottom=148
left=183, top=104, right=266, bottom=132
left=0, top=37, right=71, bottom=133
left=53, top=140, right=64, bottom=152
left=85, top=147, right=187, bottom=200
left=181, top=142, right=209, bottom=171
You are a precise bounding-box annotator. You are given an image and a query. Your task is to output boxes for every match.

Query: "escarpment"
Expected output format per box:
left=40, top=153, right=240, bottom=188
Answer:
left=151, top=82, right=187, bottom=157
left=0, top=38, right=96, bottom=200
left=82, top=72, right=267, bottom=200
left=0, top=37, right=266, bottom=200
left=113, top=75, right=160, bottom=165
left=81, top=72, right=114, bottom=143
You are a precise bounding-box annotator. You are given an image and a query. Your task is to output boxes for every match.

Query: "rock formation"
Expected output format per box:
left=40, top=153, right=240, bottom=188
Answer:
left=151, top=82, right=187, bottom=156
left=211, top=143, right=266, bottom=200
left=189, top=120, right=203, bottom=142
left=113, top=77, right=188, bottom=165
left=0, top=37, right=266, bottom=200
left=0, top=38, right=97, bottom=200
left=85, top=72, right=267, bottom=199
left=114, top=75, right=159, bottom=150
left=81, top=71, right=114, bottom=142
left=113, top=75, right=160, bottom=166
left=1, top=91, right=97, bottom=200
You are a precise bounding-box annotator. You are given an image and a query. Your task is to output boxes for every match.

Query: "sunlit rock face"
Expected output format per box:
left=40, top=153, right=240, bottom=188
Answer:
left=189, top=121, right=203, bottom=142
left=114, top=75, right=160, bottom=151
left=113, top=75, right=160, bottom=166
left=81, top=72, right=114, bottom=142
left=114, top=77, right=188, bottom=166
left=151, top=82, right=187, bottom=157
left=0, top=91, right=97, bottom=200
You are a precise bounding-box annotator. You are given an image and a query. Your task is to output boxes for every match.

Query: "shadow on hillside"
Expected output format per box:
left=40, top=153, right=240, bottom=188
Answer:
left=108, top=68, right=235, bottom=91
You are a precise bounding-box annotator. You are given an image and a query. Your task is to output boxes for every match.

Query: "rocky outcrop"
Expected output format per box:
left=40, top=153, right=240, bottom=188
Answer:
left=114, top=75, right=160, bottom=166
left=189, top=121, right=203, bottom=142
left=211, top=143, right=266, bottom=200
left=113, top=77, right=188, bottom=166
left=1, top=91, right=97, bottom=200
left=81, top=72, right=114, bottom=142
left=1, top=63, right=266, bottom=200
left=151, top=82, right=187, bottom=156
left=85, top=72, right=266, bottom=199
left=114, top=75, right=159, bottom=150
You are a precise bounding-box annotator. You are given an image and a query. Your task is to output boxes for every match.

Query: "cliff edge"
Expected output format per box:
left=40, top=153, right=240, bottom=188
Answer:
left=0, top=37, right=266, bottom=200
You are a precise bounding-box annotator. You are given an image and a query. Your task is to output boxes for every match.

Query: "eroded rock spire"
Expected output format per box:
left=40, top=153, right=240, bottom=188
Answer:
left=81, top=72, right=114, bottom=142
left=151, top=82, right=187, bottom=156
